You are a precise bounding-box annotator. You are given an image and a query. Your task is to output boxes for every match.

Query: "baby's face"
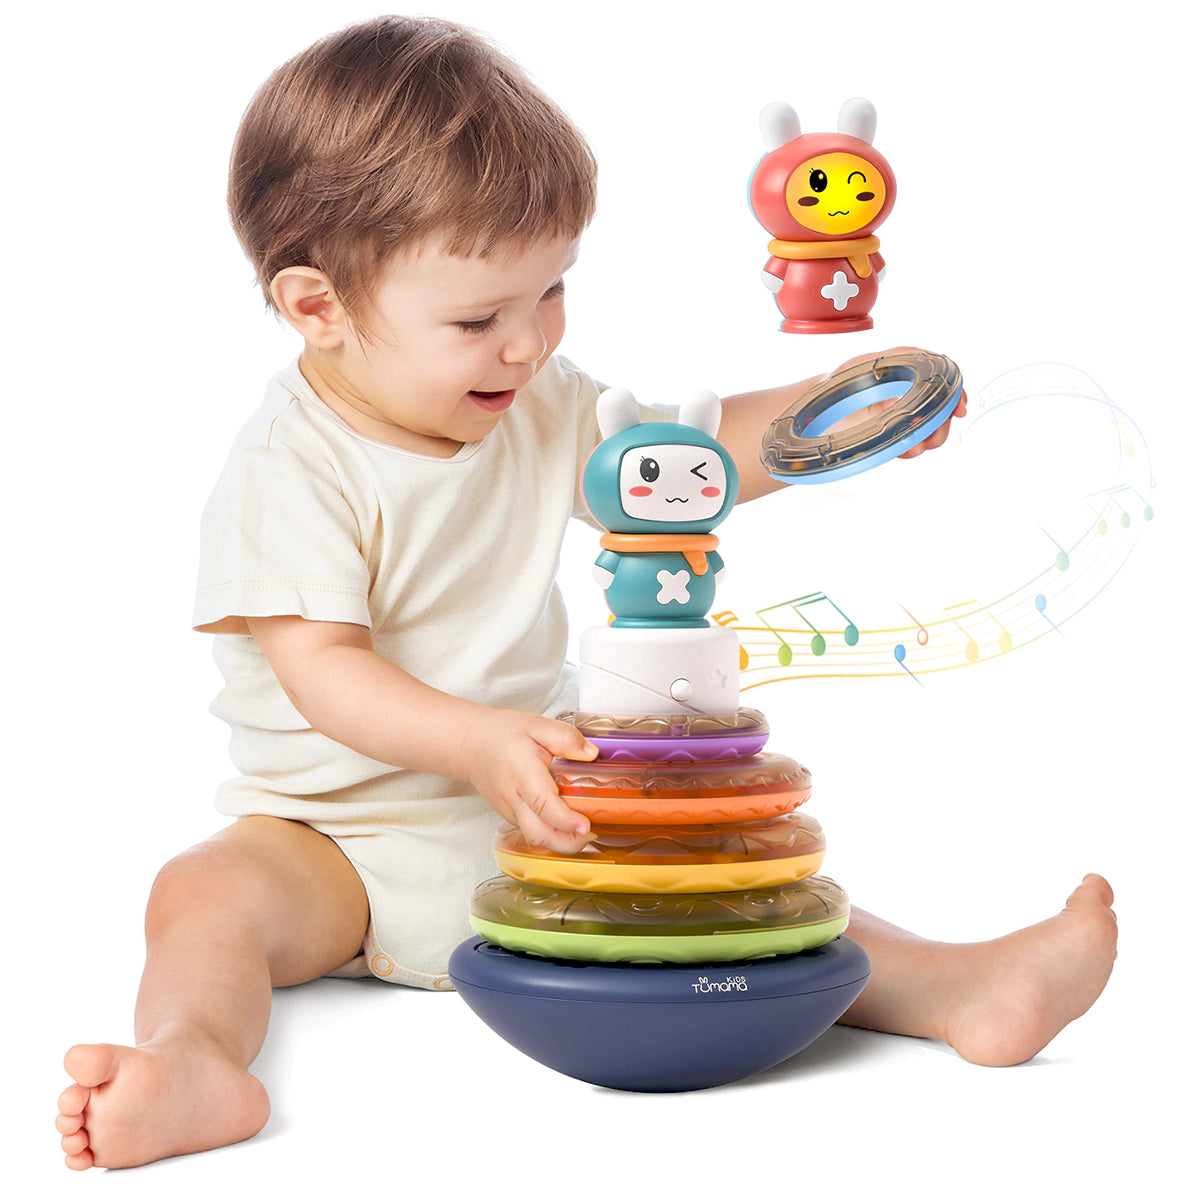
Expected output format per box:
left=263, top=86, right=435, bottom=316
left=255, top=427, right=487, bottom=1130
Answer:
left=303, top=234, right=578, bottom=456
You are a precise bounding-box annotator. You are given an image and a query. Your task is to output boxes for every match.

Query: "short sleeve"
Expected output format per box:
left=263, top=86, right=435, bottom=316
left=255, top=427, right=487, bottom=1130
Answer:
left=545, top=358, right=603, bottom=523
left=558, top=359, right=673, bottom=526
left=193, top=443, right=372, bottom=635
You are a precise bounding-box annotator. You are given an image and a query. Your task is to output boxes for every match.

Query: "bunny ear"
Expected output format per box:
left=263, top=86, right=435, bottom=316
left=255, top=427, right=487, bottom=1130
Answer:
left=597, top=387, right=642, bottom=440
left=760, top=102, right=801, bottom=151
left=838, top=97, right=877, bottom=144
left=678, top=389, right=722, bottom=439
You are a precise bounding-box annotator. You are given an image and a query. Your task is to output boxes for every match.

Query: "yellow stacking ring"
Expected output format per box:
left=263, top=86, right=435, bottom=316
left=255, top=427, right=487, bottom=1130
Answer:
left=494, top=811, right=825, bottom=893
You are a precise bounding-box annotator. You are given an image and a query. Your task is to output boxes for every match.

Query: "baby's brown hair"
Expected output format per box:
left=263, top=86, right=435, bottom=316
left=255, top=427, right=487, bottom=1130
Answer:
left=228, top=16, right=597, bottom=323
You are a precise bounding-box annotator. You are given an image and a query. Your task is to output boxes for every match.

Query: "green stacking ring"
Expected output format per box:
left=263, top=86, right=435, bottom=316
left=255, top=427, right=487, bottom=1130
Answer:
left=468, top=874, right=851, bottom=964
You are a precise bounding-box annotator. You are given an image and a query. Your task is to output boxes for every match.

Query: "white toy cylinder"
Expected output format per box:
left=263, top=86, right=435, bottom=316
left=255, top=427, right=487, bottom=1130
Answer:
left=578, top=625, right=741, bottom=715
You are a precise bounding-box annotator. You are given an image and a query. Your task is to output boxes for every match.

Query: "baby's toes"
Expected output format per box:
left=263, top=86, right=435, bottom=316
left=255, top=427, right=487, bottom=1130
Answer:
left=57, top=1082, right=92, bottom=1119
left=64, top=1145, right=96, bottom=1172
left=63, top=1043, right=119, bottom=1089
left=62, top=1128, right=90, bottom=1156
left=56, top=1109, right=85, bottom=1135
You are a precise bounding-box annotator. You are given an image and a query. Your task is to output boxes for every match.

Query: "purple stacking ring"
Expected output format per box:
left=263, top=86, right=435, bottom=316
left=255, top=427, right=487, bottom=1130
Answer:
left=561, top=708, right=770, bottom=763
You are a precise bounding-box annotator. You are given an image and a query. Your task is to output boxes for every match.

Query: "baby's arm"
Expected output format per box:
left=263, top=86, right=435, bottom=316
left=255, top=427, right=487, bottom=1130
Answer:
left=246, top=615, right=597, bottom=853
left=717, top=347, right=968, bottom=503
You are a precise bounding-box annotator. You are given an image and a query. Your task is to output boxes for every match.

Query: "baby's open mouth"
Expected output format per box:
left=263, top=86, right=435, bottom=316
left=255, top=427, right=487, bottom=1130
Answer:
left=469, top=389, right=516, bottom=412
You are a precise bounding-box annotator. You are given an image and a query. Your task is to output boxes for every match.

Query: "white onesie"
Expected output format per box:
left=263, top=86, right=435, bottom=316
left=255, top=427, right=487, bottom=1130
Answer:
left=194, top=356, right=605, bottom=989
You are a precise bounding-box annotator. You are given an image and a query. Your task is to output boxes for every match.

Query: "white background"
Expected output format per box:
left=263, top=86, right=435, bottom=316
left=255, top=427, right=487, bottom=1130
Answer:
left=8, top=1, right=1195, bottom=1195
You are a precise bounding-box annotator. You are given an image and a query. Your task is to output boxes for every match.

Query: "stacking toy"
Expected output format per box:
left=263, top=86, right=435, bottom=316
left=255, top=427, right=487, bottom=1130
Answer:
left=749, top=97, right=895, bottom=334
left=450, top=389, right=871, bottom=1091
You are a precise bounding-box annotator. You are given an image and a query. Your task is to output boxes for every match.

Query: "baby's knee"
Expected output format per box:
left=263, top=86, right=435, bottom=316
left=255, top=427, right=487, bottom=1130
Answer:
left=144, top=836, right=275, bottom=937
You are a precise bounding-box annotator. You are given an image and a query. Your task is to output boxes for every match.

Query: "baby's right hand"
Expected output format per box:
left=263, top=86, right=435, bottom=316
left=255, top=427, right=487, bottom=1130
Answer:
left=463, top=708, right=597, bottom=854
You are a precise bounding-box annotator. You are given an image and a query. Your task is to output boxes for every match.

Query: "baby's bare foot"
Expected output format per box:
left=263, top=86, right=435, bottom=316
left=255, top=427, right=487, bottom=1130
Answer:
left=56, top=1034, right=269, bottom=1169
left=943, top=874, right=1118, bottom=1066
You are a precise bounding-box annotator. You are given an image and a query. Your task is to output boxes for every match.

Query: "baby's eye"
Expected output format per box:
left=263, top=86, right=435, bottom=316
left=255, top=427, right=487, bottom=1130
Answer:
left=541, top=279, right=566, bottom=301
left=690, top=461, right=708, bottom=481
left=457, top=313, right=499, bottom=334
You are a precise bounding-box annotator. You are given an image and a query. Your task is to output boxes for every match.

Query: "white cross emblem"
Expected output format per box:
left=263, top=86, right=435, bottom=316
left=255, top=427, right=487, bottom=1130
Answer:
left=820, top=270, right=859, bottom=311
left=656, top=569, right=691, bottom=605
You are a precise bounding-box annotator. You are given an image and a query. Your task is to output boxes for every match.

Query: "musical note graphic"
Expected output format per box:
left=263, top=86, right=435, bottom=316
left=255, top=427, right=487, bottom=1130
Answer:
left=1035, top=594, right=1063, bottom=635
left=981, top=605, right=1013, bottom=653
left=1083, top=494, right=1109, bottom=535
left=1084, top=485, right=1155, bottom=534
left=892, top=643, right=922, bottom=685
left=899, top=604, right=929, bottom=646
left=755, top=592, right=859, bottom=664
left=943, top=601, right=981, bottom=663
left=1038, top=526, right=1071, bottom=571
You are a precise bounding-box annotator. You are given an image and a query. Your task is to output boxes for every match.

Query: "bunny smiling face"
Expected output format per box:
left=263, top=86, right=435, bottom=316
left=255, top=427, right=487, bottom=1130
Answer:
left=784, top=151, right=887, bottom=236
left=618, top=442, right=729, bottom=522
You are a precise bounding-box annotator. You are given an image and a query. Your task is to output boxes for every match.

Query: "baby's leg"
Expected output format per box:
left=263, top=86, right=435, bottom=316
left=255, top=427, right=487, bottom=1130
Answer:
left=56, top=815, right=368, bottom=1170
left=838, top=874, right=1117, bottom=1065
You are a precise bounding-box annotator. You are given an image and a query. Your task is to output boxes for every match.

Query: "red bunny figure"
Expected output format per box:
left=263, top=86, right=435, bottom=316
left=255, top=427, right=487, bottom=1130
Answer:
left=749, top=98, right=896, bottom=334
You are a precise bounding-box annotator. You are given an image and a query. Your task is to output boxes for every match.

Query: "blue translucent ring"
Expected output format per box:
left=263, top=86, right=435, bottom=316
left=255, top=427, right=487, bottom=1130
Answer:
left=760, top=351, right=962, bottom=484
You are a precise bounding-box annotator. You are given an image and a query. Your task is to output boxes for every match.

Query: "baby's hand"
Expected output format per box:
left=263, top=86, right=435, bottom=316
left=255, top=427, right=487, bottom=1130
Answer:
left=463, top=709, right=598, bottom=854
left=826, top=345, right=968, bottom=458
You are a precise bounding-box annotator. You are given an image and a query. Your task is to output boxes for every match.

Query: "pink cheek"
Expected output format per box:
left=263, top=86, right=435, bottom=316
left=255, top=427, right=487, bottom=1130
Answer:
left=701, top=487, right=721, bottom=498
left=629, top=486, right=653, bottom=497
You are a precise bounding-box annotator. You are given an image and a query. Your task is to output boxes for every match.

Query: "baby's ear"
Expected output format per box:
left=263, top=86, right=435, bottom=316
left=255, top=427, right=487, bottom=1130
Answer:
left=678, top=389, right=721, bottom=438
left=270, top=267, right=347, bottom=348
left=597, top=388, right=641, bottom=440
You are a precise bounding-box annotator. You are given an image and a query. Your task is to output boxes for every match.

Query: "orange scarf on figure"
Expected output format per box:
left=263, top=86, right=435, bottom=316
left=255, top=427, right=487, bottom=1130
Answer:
left=767, top=234, right=880, bottom=279
left=599, top=533, right=719, bottom=576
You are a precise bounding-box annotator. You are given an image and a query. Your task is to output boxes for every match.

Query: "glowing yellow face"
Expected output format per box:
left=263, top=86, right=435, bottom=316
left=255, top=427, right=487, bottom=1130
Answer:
left=785, top=152, right=887, bottom=235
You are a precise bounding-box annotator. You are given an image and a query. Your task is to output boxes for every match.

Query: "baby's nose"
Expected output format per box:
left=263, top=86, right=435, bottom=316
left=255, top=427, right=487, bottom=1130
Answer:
left=503, top=321, right=547, bottom=365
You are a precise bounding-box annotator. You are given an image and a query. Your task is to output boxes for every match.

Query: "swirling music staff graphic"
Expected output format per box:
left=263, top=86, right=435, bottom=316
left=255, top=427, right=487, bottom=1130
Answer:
left=727, top=365, right=1156, bottom=691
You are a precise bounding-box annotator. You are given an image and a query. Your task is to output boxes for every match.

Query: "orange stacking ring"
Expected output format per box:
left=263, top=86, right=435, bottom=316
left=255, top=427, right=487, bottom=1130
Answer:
left=494, top=811, right=825, bottom=893
left=551, top=752, right=811, bottom=825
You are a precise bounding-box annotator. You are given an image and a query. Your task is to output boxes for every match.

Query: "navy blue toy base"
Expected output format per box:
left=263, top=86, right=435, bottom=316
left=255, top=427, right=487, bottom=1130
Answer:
left=448, top=936, right=870, bottom=1092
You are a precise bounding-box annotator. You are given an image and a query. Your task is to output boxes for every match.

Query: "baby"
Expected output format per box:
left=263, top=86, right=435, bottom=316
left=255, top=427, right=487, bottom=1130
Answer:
left=56, top=16, right=1117, bottom=1170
